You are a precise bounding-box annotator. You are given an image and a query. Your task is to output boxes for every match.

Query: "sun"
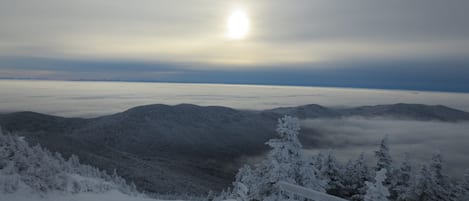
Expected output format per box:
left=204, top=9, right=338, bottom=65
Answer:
left=227, top=9, right=249, bottom=40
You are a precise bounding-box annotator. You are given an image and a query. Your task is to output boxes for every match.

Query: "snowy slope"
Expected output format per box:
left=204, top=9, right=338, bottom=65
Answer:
left=1, top=190, right=170, bottom=201
left=0, top=131, right=147, bottom=200
left=1, top=103, right=468, bottom=194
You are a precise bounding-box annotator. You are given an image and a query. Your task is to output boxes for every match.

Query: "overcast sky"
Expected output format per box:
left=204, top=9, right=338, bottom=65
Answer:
left=1, top=0, right=468, bottom=92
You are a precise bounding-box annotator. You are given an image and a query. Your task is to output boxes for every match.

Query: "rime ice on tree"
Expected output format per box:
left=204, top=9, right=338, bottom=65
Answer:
left=230, top=116, right=324, bottom=201
left=365, top=169, right=390, bottom=201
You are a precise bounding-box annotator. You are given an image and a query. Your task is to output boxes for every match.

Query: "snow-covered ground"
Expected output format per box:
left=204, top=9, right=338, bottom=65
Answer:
left=1, top=190, right=170, bottom=201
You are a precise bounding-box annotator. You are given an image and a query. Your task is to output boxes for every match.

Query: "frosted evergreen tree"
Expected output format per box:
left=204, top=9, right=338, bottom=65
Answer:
left=393, top=153, right=413, bottom=201
left=428, top=152, right=455, bottom=201
left=406, top=160, right=454, bottom=201
left=375, top=135, right=393, bottom=174
left=232, top=165, right=255, bottom=201
left=406, top=165, right=432, bottom=201
left=342, top=160, right=356, bottom=199
left=213, top=189, right=231, bottom=201
left=297, top=155, right=325, bottom=192
left=364, top=169, right=390, bottom=201
left=457, top=169, right=469, bottom=201
left=0, top=160, right=20, bottom=193
left=231, top=116, right=324, bottom=201
left=343, top=153, right=371, bottom=201
left=0, top=130, right=140, bottom=196
left=314, top=152, right=325, bottom=178
left=321, top=150, right=344, bottom=197
left=374, top=135, right=394, bottom=193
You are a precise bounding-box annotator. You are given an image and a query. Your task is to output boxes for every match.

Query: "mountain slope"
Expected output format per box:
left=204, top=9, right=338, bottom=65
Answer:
left=0, top=131, right=140, bottom=198
left=0, top=103, right=468, bottom=195
left=339, top=103, right=469, bottom=121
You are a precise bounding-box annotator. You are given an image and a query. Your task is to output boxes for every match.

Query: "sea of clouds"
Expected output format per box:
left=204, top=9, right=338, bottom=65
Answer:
left=302, top=117, right=469, bottom=177
left=1, top=80, right=469, bottom=117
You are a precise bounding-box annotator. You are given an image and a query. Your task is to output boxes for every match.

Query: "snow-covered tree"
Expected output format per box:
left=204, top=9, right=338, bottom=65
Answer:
left=342, top=160, right=357, bottom=199
left=227, top=128, right=469, bottom=201
left=375, top=135, right=393, bottom=174
left=343, top=153, right=371, bottom=201
left=406, top=158, right=454, bottom=201
left=0, top=130, right=140, bottom=196
left=374, top=135, right=394, bottom=195
left=297, top=155, right=325, bottom=192
left=392, top=153, right=413, bottom=201
left=364, top=169, right=390, bottom=201
left=321, top=150, right=344, bottom=197
left=314, top=152, right=325, bottom=176
left=230, top=116, right=324, bottom=201
left=0, top=160, right=20, bottom=193
left=406, top=165, right=433, bottom=201
left=428, top=152, right=455, bottom=201
left=457, top=169, right=469, bottom=201
left=231, top=165, right=255, bottom=201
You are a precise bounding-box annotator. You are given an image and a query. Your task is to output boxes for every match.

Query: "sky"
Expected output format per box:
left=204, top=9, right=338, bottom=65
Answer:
left=1, top=0, right=469, bottom=92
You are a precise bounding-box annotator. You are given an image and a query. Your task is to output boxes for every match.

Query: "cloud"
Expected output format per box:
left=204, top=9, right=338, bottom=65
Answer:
left=253, top=0, right=469, bottom=42
left=1, top=1, right=469, bottom=91
left=1, top=80, right=469, bottom=117
left=1, top=0, right=468, bottom=65
left=301, top=117, right=469, bottom=177
left=2, top=56, right=469, bottom=93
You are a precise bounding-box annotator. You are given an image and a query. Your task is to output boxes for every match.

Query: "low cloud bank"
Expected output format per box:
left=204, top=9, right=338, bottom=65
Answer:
left=2, top=80, right=469, bottom=118
left=302, top=117, right=469, bottom=177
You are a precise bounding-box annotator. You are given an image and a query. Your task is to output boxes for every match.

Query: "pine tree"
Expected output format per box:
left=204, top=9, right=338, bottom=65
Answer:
left=259, top=116, right=303, bottom=200
left=374, top=135, right=394, bottom=195
left=406, top=160, right=454, bottom=201
left=393, top=153, right=413, bottom=201
left=342, top=160, right=357, bottom=199
left=343, top=153, right=371, bottom=201
left=457, top=169, right=469, bottom=201
left=314, top=152, right=325, bottom=178
left=232, top=165, right=255, bottom=201
left=0, top=160, right=20, bottom=193
left=407, top=165, right=433, bottom=201
left=375, top=135, right=393, bottom=174
left=364, top=169, right=390, bottom=201
left=321, top=150, right=344, bottom=197
left=297, top=155, right=325, bottom=192
left=232, top=116, right=324, bottom=201
left=428, top=152, right=455, bottom=201
left=0, top=130, right=139, bottom=195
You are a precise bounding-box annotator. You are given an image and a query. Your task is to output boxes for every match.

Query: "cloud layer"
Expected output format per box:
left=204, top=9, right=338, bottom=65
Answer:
left=302, top=117, right=469, bottom=177
left=1, top=80, right=469, bottom=118
left=1, top=0, right=469, bottom=91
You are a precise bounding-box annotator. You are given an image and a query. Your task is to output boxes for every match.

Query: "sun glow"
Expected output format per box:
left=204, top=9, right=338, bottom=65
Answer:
left=227, top=9, right=249, bottom=40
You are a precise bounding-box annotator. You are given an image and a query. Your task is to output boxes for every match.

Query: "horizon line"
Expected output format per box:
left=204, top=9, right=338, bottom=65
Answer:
left=1, top=77, right=468, bottom=94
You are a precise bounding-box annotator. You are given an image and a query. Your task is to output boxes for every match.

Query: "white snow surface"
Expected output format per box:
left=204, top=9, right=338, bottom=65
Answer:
left=0, top=190, right=174, bottom=201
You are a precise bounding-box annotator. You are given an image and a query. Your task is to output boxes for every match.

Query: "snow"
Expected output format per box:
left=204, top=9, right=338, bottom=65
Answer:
left=364, top=169, right=390, bottom=201
left=0, top=190, right=174, bottom=201
left=278, top=181, right=348, bottom=201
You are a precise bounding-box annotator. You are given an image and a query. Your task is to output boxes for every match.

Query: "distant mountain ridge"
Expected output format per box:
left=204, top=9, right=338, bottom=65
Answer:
left=266, top=103, right=469, bottom=121
left=0, top=103, right=468, bottom=195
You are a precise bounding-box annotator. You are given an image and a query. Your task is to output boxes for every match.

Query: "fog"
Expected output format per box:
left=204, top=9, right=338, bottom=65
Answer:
left=302, top=117, right=469, bottom=177
left=1, top=80, right=469, bottom=117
